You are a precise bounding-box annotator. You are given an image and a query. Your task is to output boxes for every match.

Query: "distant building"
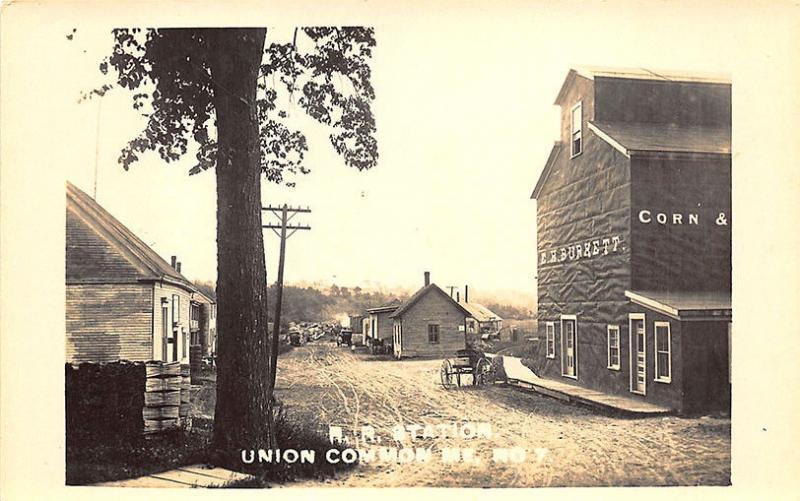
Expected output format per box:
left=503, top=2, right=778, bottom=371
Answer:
left=349, top=313, right=366, bottom=345
left=389, top=272, right=474, bottom=358
left=530, top=67, right=731, bottom=413
left=365, top=299, right=402, bottom=348
left=66, top=182, right=215, bottom=364
left=458, top=300, right=503, bottom=339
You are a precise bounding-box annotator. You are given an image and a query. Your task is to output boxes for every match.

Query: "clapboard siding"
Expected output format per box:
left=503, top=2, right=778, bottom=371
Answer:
left=153, top=283, right=194, bottom=364
left=398, top=290, right=467, bottom=358
left=66, top=284, right=153, bottom=363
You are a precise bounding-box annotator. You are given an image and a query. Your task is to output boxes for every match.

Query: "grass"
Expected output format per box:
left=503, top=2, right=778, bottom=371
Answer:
left=66, top=418, right=213, bottom=485
left=219, top=403, right=356, bottom=487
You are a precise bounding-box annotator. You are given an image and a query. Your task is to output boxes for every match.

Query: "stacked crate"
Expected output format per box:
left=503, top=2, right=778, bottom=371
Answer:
left=143, top=361, right=182, bottom=434
left=179, top=364, right=191, bottom=427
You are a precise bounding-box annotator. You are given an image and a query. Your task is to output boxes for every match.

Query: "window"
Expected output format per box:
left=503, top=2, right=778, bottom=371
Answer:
left=545, top=322, right=555, bottom=359
left=428, top=324, right=440, bottom=344
left=172, top=294, right=180, bottom=325
left=607, top=325, right=620, bottom=370
left=655, top=322, right=671, bottom=383
left=182, top=328, right=188, bottom=358
left=571, top=102, right=582, bottom=156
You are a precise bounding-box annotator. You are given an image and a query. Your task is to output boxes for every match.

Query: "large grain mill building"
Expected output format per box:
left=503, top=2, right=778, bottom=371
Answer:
left=530, top=67, right=731, bottom=414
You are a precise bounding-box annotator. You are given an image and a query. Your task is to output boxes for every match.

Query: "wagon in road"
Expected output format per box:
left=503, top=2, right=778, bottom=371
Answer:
left=440, top=348, right=493, bottom=389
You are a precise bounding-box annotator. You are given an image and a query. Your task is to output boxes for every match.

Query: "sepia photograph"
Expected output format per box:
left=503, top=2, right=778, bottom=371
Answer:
left=1, top=0, right=799, bottom=498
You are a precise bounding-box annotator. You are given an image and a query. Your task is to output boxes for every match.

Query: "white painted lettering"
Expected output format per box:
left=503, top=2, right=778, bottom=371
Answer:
left=639, top=210, right=651, bottom=223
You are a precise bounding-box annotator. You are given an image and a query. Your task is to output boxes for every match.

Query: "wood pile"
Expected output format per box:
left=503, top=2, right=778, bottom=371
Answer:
left=65, top=361, right=146, bottom=442
left=179, top=364, right=191, bottom=427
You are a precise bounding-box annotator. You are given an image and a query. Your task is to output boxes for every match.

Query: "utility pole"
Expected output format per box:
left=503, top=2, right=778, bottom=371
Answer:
left=262, top=204, right=311, bottom=387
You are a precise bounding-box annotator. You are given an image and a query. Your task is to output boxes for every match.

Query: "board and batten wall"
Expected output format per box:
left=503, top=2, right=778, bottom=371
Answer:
left=396, top=291, right=468, bottom=358
left=66, top=283, right=153, bottom=363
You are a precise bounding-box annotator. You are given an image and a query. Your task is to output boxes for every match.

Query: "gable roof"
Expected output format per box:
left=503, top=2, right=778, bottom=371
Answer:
left=66, top=181, right=198, bottom=292
left=555, top=66, right=730, bottom=105
left=389, top=283, right=472, bottom=319
left=530, top=142, right=563, bottom=200
left=588, top=121, right=731, bottom=158
left=458, top=301, right=502, bottom=323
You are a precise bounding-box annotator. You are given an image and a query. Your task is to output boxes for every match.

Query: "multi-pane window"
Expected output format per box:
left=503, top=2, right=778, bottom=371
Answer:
left=562, top=318, right=576, bottom=377
left=607, top=325, right=620, bottom=369
left=571, top=102, right=583, bottom=156
left=546, top=322, right=555, bottom=358
left=428, top=324, right=440, bottom=344
left=655, top=322, right=672, bottom=382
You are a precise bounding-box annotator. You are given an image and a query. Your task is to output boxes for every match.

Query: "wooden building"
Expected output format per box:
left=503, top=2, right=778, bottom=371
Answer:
left=459, top=301, right=503, bottom=339
left=365, top=300, right=401, bottom=347
left=349, top=313, right=366, bottom=345
left=530, top=67, right=731, bottom=414
left=66, top=182, right=215, bottom=364
left=389, top=272, right=474, bottom=358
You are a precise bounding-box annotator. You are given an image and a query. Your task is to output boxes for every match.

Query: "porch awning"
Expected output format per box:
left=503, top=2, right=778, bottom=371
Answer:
left=624, top=290, right=731, bottom=321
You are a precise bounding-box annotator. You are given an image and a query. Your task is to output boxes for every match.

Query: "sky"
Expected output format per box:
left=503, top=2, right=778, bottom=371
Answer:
left=48, top=1, right=753, bottom=309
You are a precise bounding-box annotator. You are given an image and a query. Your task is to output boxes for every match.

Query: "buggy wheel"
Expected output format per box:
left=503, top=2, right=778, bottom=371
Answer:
left=473, top=357, right=492, bottom=386
left=440, top=359, right=457, bottom=389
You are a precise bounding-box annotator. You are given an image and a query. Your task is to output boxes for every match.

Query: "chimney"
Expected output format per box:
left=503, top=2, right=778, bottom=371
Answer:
left=465, top=285, right=469, bottom=303
left=424, top=271, right=430, bottom=286
left=176, top=262, right=182, bottom=273
left=456, top=291, right=460, bottom=302
left=171, top=256, right=177, bottom=269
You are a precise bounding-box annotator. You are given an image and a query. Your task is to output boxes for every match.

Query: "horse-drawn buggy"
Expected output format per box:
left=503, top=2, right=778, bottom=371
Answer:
left=439, top=347, right=494, bottom=389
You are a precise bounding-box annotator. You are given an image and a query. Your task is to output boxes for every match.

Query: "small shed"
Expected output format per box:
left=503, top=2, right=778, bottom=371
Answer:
left=459, top=301, right=503, bottom=339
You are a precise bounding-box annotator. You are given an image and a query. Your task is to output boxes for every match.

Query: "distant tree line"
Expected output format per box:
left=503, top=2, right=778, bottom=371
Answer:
left=482, top=302, right=533, bottom=320
left=196, top=280, right=532, bottom=325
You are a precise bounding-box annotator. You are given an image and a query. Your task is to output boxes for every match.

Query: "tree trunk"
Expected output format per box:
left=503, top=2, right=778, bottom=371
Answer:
left=208, top=28, right=271, bottom=457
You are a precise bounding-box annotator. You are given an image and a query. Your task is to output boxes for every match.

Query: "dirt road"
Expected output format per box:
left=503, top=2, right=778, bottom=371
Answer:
left=269, top=344, right=730, bottom=487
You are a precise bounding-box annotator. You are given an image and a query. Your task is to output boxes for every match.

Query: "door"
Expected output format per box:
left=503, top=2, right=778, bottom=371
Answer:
left=161, top=304, right=172, bottom=362
left=393, top=323, right=402, bottom=359
left=630, top=316, right=646, bottom=394
left=564, top=319, right=576, bottom=377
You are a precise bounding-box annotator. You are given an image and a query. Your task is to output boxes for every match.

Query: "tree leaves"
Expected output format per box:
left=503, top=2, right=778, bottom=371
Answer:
left=102, top=27, right=378, bottom=184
